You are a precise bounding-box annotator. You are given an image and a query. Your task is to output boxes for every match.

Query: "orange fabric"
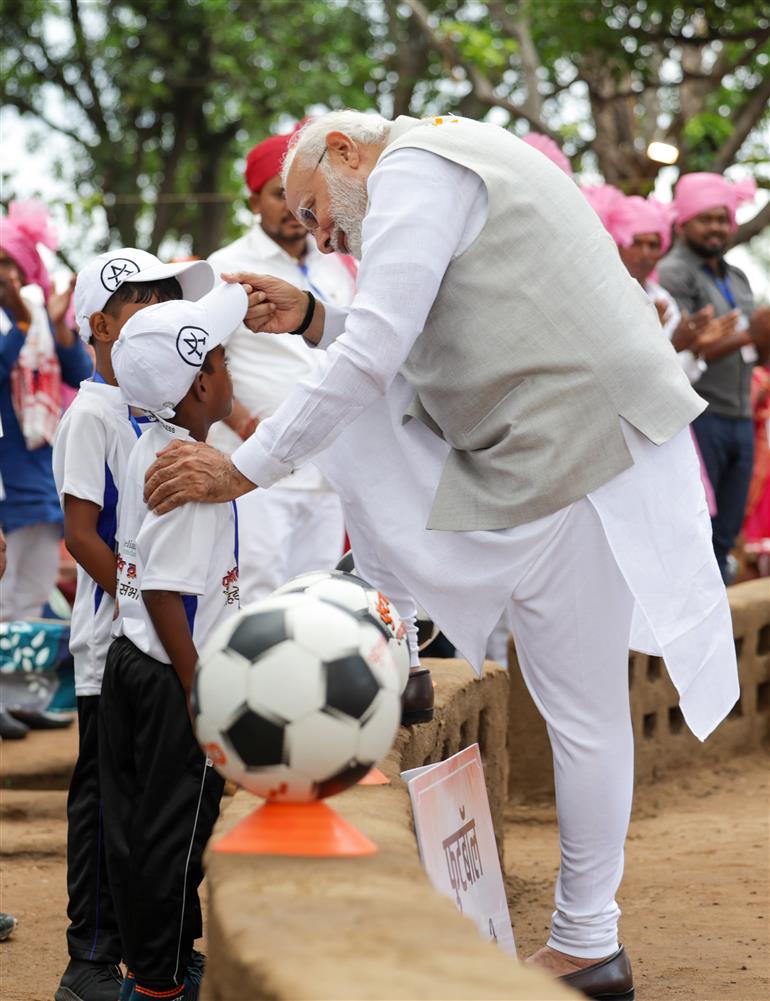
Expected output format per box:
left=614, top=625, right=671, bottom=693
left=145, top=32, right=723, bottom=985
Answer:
left=134, top=985, right=183, bottom=998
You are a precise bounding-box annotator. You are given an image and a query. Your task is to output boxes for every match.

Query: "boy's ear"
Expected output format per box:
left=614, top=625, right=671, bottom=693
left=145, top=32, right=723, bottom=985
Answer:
left=191, top=370, right=208, bottom=402
left=90, top=310, right=122, bottom=343
left=89, top=311, right=110, bottom=342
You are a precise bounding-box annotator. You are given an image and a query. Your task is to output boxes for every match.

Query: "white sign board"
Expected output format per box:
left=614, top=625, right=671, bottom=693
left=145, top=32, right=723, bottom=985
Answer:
left=402, top=743, right=516, bottom=957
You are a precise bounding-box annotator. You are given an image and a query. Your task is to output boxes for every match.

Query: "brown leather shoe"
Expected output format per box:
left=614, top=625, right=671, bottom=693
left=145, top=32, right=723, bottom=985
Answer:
left=401, top=668, right=434, bottom=725
left=559, top=945, right=634, bottom=999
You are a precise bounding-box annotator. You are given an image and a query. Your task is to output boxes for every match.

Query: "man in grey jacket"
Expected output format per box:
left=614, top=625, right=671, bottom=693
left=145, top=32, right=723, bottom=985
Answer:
left=658, top=171, right=770, bottom=582
left=144, top=113, right=739, bottom=998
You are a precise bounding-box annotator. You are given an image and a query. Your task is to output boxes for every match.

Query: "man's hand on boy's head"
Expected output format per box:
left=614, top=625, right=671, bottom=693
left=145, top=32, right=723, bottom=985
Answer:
left=144, top=439, right=256, bottom=514
left=221, top=271, right=323, bottom=341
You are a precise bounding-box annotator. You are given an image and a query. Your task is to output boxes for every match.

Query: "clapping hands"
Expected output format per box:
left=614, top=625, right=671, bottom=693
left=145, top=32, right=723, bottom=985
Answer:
left=47, top=274, right=76, bottom=327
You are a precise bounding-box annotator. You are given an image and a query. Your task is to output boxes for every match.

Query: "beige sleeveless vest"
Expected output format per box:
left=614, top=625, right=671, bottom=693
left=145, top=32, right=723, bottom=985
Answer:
left=381, top=115, right=704, bottom=531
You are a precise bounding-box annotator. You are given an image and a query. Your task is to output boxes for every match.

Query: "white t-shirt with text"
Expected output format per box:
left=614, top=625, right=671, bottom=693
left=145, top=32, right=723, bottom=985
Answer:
left=114, top=419, right=239, bottom=663
left=52, top=379, right=143, bottom=695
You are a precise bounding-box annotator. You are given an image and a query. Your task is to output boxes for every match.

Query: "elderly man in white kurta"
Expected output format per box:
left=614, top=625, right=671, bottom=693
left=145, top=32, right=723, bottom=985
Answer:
left=145, top=112, right=738, bottom=996
left=207, top=132, right=355, bottom=602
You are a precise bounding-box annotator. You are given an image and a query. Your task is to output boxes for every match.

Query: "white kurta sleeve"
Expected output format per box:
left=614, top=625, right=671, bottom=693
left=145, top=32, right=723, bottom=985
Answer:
left=232, top=148, right=486, bottom=488
left=315, top=302, right=350, bottom=350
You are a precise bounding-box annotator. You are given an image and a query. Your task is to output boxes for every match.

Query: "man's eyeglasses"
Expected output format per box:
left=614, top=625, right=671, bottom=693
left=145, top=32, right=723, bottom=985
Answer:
left=297, top=148, right=326, bottom=232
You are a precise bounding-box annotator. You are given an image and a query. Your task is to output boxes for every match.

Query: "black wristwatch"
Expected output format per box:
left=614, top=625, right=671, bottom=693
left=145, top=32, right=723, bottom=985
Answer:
left=288, top=291, right=316, bottom=337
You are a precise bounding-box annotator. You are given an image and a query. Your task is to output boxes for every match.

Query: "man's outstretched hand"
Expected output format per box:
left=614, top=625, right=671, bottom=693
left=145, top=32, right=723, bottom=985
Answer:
left=221, top=272, right=325, bottom=344
left=144, top=439, right=256, bottom=514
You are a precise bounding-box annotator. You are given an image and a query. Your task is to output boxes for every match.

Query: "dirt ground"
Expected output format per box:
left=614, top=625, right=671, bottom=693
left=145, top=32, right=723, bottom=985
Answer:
left=0, top=725, right=208, bottom=1001
left=506, top=751, right=770, bottom=1001
left=1, top=729, right=768, bottom=1001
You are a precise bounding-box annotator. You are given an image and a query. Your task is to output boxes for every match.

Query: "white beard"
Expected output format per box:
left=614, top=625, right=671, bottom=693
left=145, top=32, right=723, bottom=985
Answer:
left=323, top=162, right=369, bottom=259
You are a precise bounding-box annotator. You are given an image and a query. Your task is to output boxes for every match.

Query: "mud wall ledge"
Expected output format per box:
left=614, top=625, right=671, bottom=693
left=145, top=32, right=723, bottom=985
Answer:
left=203, top=660, right=577, bottom=1001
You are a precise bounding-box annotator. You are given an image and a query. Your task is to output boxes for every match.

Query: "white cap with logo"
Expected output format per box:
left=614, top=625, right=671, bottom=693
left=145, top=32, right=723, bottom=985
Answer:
left=112, top=283, right=248, bottom=418
left=73, top=247, right=215, bottom=340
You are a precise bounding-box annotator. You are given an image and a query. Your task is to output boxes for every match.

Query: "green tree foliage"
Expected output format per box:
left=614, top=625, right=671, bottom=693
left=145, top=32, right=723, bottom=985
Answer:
left=2, top=0, right=768, bottom=258
left=401, top=0, right=770, bottom=242
left=1, top=0, right=378, bottom=257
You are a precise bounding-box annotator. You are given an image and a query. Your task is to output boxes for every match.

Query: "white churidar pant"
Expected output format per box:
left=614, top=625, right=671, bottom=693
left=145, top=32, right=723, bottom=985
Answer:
left=0, top=523, right=61, bottom=621
left=235, top=487, right=345, bottom=603
left=315, top=374, right=738, bottom=957
left=506, top=497, right=635, bottom=958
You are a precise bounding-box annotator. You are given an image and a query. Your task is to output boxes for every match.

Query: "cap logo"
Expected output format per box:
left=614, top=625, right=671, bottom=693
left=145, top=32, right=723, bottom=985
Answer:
left=176, top=325, right=208, bottom=366
left=100, top=257, right=140, bottom=292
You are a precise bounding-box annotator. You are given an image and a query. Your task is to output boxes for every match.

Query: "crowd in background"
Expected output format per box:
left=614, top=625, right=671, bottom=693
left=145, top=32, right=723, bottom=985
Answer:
left=1, top=133, right=768, bottom=628
left=0, top=117, right=767, bottom=1000
left=0, top=133, right=764, bottom=648
left=1, top=127, right=769, bottom=673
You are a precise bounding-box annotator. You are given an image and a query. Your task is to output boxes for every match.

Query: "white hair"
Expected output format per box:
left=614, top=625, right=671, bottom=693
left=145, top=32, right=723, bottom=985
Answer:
left=281, top=110, right=392, bottom=185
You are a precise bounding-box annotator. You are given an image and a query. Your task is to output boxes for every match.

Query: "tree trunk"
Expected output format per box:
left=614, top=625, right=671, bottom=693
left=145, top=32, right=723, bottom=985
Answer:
left=731, top=200, right=770, bottom=249
left=188, top=135, right=236, bottom=258
left=150, top=104, right=196, bottom=253
left=386, top=5, right=429, bottom=118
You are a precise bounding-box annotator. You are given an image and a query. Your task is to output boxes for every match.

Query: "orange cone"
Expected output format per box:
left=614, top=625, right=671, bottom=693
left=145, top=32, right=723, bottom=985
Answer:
left=212, top=800, right=377, bottom=856
left=358, top=767, right=390, bottom=786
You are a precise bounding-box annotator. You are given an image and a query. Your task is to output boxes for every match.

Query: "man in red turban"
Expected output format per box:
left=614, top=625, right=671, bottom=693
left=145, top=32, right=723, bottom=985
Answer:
left=207, top=131, right=356, bottom=608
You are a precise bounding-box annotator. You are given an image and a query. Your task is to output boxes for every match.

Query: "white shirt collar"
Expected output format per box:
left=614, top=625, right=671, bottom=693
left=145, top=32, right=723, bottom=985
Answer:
left=79, top=378, right=128, bottom=411
left=148, top=414, right=195, bottom=442
left=245, top=221, right=316, bottom=268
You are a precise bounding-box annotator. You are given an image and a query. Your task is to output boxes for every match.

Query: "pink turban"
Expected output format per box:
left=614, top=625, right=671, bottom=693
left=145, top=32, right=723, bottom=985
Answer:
left=582, top=184, right=624, bottom=226
left=0, top=201, right=57, bottom=298
left=521, top=133, right=573, bottom=177
left=582, top=187, right=675, bottom=254
left=673, top=172, right=757, bottom=231
left=606, top=195, right=675, bottom=255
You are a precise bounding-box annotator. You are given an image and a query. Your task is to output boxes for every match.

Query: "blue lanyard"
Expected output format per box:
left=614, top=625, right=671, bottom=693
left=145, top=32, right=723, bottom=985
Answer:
left=231, top=500, right=239, bottom=566
left=297, top=261, right=327, bottom=302
left=703, top=268, right=737, bottom=310
left=93, top=371, right=142, bottom=438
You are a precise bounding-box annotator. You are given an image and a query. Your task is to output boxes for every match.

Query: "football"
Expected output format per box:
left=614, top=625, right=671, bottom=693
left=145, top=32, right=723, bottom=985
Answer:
left=192, top=593, right=401, bottom=803
left=335, top=551, right=440, bottom=652
left=275, top=569, right=410, bottom=693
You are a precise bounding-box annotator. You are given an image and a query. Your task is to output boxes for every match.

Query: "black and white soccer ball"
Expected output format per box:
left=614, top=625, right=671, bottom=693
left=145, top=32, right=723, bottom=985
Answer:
left=192, top=593, right=401, bottom=803
left=335, top=551, right=440, bottom=652
left=275, top=569, right=410, bottom=693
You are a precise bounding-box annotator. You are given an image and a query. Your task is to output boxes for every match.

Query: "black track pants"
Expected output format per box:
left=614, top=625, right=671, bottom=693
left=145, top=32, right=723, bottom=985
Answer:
left=66, top=695, right=122, bottom=963
left=98, top=637, right=224, bottom=991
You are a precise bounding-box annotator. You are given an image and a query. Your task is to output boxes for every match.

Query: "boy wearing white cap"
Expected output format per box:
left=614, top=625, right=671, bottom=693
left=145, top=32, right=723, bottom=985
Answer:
left=101, top=282, right=246, bottom=1001
left=53, top=249, right=214, bottom=1001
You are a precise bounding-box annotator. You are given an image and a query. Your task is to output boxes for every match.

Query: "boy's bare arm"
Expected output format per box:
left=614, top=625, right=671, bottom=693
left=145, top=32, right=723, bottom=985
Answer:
left=63, top=495, right=119, bottom=597
left=142, top=589, right=199, bottom=698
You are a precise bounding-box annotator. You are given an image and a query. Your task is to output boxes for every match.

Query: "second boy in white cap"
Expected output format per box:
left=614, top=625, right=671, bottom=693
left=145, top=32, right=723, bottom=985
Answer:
left=102, top=282, right=246, bottom=1001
